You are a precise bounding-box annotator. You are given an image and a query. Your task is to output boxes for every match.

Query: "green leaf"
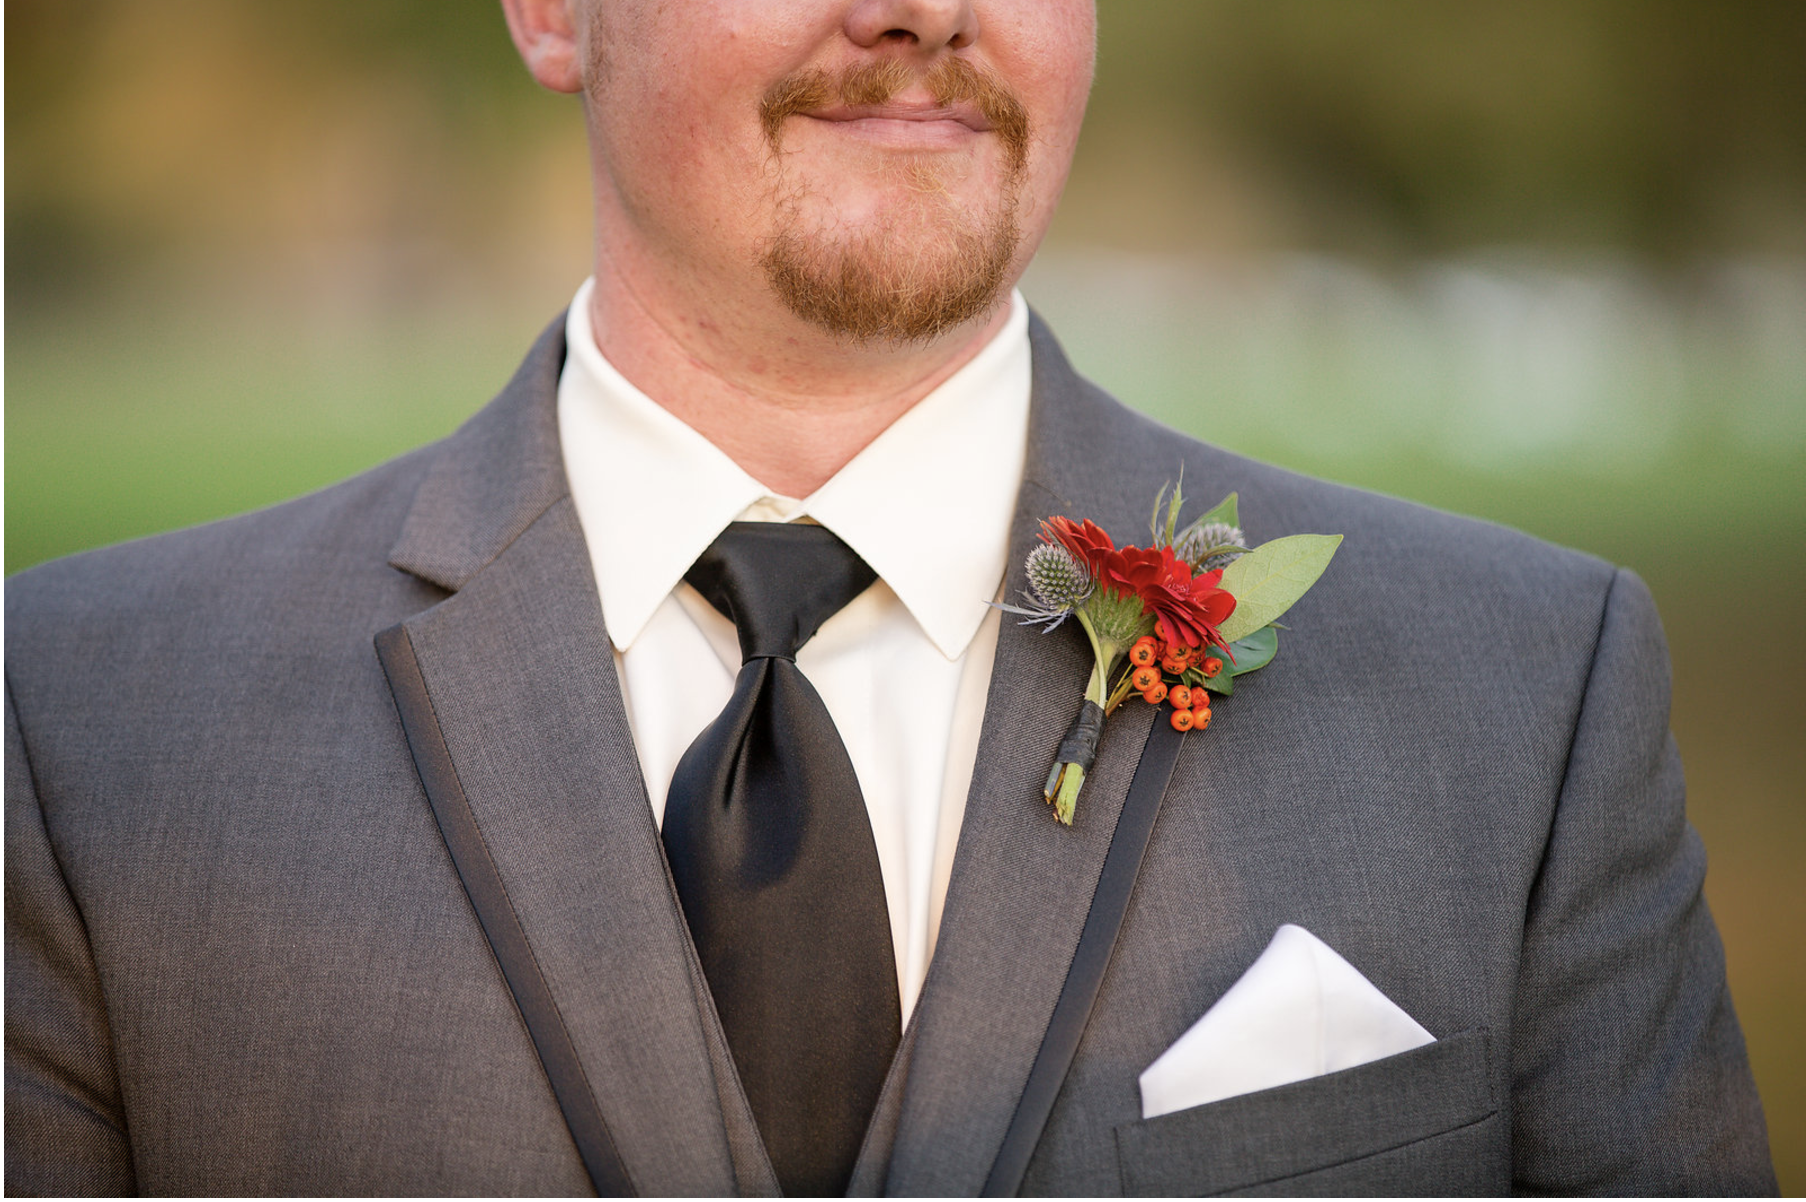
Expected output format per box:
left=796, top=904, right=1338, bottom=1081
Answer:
left=1225, top=625, right=1278, bottom=675
left=1198, top=491, right=1239, bottom=530
left=1164, top=469, right=1186, bottom=548
left=1191, top=630, right=1267, bottom=695
left=1149, top=473, right=1187, bottom=547
left=1174, top=491, right=1239, bottom=552
left=1215, top=534, right=1343, bottom=644
left=1148, top=483, right=1169, bottom=547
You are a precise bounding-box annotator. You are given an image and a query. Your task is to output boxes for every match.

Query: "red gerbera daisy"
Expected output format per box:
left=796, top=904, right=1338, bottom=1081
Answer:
left=1101, top=544, right=1236, bottom=651
left=1041, top=517, right=1115, bottom=579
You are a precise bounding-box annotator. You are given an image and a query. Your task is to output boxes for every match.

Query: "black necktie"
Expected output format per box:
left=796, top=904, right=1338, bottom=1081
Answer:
left=662, top=522, right=900, bottom=1197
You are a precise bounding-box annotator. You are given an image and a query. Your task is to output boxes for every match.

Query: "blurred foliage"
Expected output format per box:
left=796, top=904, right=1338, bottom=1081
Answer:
left=8, top=0, right=1806, bottom=293
left=6, top=0, right=1804, bottom=1187
left=6, top=0, right=589, bottom=308
left=1070, top=0, right=1806, bottom=258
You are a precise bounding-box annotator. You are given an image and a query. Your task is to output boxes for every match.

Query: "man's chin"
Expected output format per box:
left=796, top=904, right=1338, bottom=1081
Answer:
left=760, top=202, right=1020, bottom=345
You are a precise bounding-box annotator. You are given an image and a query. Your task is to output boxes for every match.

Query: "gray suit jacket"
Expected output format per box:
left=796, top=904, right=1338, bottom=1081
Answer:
left=6, top=315, right=1776, bottom=1195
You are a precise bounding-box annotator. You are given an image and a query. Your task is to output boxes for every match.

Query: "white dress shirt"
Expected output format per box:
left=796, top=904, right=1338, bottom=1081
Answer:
left=557, top=279, right=1031, bottom=1021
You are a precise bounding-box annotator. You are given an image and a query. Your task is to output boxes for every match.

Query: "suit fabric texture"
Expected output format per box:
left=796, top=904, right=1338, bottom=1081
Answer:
left=4, top=314, right=1777, bottom=1195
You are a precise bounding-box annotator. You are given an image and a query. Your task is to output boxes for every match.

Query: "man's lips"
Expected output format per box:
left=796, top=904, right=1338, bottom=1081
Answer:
left=803, top=102, right=996, bottom=135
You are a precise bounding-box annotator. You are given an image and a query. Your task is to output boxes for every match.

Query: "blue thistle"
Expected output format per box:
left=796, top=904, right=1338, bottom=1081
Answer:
left=1176, top=521, right=1246, bottom=573
left=998, top=542, right=1095, bottom=631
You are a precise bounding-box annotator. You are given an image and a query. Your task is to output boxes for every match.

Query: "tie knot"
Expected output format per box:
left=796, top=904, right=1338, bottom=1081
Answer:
left=685, top=522, right=877, bottom=662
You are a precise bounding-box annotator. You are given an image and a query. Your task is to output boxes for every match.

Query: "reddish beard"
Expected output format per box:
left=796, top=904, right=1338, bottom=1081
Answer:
left=757, top=57, right=1031, bottom=344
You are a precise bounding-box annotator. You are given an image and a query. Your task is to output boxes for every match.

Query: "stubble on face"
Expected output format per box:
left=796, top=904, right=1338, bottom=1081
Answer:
left=757, top=57, right=1032, bottom=345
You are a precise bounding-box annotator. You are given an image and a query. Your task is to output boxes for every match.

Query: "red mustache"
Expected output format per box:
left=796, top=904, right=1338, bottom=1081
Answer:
left=759, top=57, right=1030, bottom=170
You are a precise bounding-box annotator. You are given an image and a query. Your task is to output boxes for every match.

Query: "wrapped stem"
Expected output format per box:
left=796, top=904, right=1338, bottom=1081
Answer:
left=1044, top=697, right=1105, bottom=824
left=1043, top=589, right=1155, bottom=825
left=1044, top=654, right=1113, bottom=825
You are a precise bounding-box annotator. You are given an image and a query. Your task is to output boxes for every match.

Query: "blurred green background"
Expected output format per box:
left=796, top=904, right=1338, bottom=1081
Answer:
left=7, top=0, right=1803, bottom=1184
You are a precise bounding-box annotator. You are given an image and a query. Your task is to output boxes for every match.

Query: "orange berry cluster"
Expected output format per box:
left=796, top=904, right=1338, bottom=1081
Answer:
left=1127, top=635, right=1222, bottom=731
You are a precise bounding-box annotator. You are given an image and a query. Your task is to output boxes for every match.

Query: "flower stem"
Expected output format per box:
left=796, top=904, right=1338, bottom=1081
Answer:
left=1053, top=763, right=1084, bottom=825
left=1102, top=666, right=1136, bottom=715
left=1040, top=612, right=1128, bottom=825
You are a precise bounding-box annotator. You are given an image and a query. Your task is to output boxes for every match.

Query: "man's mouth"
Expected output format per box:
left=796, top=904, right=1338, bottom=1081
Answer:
left=804, top=100, right=997, bottom=136
left=760, top=58, right=1030, bottom=170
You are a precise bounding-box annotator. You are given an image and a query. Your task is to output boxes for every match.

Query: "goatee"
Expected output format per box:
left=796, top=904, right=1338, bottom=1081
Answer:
left=757, top=58, right=1031, bottom=345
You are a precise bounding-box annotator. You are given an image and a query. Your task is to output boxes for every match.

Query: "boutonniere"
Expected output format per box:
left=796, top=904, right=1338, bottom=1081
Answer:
left=1003, top=483, right=1342, bottom=825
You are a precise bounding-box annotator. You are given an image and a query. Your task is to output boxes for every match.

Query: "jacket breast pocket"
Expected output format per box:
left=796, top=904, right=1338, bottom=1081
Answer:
left=1113, top=1026, right=1499, bottom=1196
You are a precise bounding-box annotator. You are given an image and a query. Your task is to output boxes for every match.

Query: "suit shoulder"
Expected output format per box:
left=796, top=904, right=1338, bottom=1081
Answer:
left=1222, top=449, right=1614, bottom=594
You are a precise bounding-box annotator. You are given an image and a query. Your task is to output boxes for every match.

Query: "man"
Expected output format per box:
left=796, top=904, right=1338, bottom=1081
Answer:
left=4, top=0, right=1776, bottom=1195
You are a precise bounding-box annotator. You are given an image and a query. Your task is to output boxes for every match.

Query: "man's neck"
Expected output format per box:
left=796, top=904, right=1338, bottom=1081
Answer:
left=584, top=250, right=1014, bottom=499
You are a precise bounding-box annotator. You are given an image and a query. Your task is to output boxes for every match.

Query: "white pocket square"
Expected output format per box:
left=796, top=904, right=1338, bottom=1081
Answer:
left=1138, top=924, right=1435, bottom=1119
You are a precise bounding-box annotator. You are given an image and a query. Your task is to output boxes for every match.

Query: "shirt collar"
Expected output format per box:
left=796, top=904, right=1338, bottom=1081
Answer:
left=558, top=279, right=1031, bottom=659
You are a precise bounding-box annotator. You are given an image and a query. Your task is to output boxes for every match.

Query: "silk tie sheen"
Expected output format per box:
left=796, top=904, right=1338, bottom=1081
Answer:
left=662, top=522, right=900, bottom=1197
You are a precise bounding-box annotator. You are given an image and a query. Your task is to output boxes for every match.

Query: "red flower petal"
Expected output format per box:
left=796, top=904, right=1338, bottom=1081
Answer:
left=1111, top=547, right=1237, bottom=651
left=1040, top=519, right=1239, bottom=653
left=1041, top=517, right=1116, bottom=579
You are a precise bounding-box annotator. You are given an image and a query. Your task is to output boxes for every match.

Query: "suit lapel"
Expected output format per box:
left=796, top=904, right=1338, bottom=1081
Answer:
left=880, top=320, right=1174, bottom=1196
left=379, top=312, right=1190, bottom=1197
left=380, top=319, right=753, bottom=1196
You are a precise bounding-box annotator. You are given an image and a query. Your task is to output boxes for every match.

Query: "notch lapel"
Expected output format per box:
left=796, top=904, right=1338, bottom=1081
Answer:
left=880, top=319, right=1182, bottom=1196
left=378, top=318, right=758, bottom=1196
left=377, top=312, right=1196, bottom=1197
